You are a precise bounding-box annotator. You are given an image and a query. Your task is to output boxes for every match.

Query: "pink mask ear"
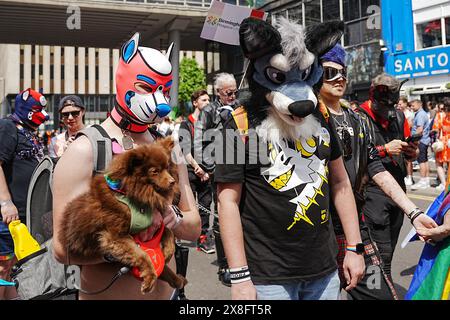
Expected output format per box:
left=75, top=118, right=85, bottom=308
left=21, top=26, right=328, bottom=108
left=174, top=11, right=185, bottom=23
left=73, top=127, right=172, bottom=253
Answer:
left=121, top=33, right=140, bottom=64
left=22, top=89, right=30, bottom=101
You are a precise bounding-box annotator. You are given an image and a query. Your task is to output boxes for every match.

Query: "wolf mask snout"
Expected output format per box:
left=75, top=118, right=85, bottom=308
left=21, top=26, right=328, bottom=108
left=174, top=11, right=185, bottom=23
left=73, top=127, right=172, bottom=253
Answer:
left=288, top=101, right=315, bottom=118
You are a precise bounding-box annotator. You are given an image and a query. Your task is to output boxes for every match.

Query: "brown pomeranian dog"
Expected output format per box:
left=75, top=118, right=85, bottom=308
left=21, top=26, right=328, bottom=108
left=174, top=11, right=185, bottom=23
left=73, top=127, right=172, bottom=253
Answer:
left=59, top=137, right=186, bottom=293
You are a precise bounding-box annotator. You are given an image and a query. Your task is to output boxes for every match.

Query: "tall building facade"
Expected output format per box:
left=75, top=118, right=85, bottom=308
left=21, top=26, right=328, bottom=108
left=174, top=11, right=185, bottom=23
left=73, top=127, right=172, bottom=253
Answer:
left=257, top=0, right=383, bottom=102
left=382, top=0, right=450, bottom=102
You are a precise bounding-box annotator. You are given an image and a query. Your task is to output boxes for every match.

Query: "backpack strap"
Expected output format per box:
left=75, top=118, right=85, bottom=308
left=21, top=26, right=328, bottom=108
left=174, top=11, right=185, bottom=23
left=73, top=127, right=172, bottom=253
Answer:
left=231, top=106, right=248, bottom=144
left=76, top=124, right=112, bottom=174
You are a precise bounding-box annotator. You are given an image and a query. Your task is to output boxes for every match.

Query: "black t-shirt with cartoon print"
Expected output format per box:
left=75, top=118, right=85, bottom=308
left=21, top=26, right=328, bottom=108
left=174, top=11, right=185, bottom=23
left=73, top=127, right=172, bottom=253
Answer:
left=215, top=109, right=341, bottom=284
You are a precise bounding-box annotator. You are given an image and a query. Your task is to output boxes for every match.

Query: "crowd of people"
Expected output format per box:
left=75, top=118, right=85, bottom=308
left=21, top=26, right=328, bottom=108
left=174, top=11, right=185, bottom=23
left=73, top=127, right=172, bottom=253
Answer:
left=1, top=17, right=449, bottom=301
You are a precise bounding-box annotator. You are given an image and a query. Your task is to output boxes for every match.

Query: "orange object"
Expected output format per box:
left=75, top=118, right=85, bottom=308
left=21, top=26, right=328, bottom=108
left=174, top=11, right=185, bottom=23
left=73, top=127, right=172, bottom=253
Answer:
left=433, top=112, right=450, bottom=163
left=131, top=223, right=165, bottom=279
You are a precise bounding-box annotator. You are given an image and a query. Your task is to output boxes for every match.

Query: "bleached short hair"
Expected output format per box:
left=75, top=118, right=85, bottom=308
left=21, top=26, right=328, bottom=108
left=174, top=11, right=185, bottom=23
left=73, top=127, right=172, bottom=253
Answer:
left=214, top=73, right=236, bottom=90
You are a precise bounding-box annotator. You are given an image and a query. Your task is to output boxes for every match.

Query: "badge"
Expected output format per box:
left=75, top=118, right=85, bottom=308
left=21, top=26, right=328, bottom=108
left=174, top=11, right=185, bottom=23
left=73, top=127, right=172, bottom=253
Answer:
left=122, top=132, right=134, bottom=150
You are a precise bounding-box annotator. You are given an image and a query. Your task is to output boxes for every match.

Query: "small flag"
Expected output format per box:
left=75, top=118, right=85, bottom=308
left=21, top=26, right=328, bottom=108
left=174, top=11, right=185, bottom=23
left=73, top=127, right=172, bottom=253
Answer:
left=200, top=0, right=267, bottom=45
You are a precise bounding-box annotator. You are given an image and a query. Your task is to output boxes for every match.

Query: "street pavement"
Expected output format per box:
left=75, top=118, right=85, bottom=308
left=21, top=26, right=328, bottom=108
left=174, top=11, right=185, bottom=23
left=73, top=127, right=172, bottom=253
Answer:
left=180, top=171, right=441, bottom=300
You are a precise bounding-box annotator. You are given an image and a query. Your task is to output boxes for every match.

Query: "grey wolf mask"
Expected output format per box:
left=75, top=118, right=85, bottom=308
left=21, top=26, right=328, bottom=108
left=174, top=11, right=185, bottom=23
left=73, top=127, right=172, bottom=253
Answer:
left=239, top=17, right=344, bottom=142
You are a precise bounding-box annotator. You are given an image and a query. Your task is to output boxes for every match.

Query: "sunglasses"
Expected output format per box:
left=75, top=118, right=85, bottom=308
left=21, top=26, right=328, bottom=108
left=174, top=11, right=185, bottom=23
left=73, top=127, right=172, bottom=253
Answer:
left=61, top=110, right=81, bottom=119
left=323, top=66, right=347, bottom=81
left=221, top=90, right=238, bottom=97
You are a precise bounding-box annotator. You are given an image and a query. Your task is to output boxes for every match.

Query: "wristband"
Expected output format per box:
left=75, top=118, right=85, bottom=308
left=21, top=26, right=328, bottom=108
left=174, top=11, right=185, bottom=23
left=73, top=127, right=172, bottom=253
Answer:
left=409, top=210, right=424, bottom=225
left=171, top=205, right=183, bottom=229
left=407, top=208, right=422, bottom=220
left=229, top=266, right=251, bottom=284
left=376, top=145, right=387, bottom=158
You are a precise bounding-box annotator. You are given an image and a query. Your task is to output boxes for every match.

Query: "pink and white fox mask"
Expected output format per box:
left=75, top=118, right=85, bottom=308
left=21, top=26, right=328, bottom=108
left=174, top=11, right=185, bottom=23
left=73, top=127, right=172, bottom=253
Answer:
left=115, top=33, right=173, bottom=127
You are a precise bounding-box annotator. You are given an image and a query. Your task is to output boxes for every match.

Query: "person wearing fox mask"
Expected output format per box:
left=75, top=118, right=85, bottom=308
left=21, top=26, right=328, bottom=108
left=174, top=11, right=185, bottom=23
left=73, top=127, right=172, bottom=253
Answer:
left=215, top=17, right=365, bottom=300
left=53, top=33, right=200, bottom=300
left=0, top=88, right=49, bottom=299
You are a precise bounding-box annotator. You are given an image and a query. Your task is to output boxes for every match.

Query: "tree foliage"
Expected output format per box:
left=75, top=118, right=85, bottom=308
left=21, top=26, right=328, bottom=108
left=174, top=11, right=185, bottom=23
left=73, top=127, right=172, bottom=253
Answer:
left=178, top=58, right=206, bottom=110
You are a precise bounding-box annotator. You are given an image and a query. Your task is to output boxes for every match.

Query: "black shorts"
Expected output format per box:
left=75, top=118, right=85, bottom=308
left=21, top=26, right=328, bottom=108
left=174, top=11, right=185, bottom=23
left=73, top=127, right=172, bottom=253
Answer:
left=418, top=142, right=428, bottom=163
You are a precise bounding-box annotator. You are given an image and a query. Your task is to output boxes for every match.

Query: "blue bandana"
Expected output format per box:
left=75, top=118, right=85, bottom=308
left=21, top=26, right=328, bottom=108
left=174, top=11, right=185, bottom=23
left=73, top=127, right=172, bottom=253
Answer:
left=320, top=44, right=346, bottom=67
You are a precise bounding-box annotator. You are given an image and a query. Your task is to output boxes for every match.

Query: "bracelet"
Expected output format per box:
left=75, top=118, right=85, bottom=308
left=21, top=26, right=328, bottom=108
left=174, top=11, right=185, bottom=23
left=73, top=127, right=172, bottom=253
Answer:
left=407, top=208, right=422, bottom=220
left=229, top=266, right=251, bottom=284
left=0, top=199, right=12, bottom=207
left=376, top=145, right=387, bottom=158
left=407, top=208, right=424, bottom=224
left=171, top=205, right=183, bottom=229
left=410, top=211, right=424, bottom=225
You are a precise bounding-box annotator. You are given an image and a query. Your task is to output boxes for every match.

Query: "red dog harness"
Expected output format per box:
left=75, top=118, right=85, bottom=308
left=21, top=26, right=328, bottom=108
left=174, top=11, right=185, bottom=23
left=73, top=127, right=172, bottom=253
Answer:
left=131, top=223, right=165, bottom=279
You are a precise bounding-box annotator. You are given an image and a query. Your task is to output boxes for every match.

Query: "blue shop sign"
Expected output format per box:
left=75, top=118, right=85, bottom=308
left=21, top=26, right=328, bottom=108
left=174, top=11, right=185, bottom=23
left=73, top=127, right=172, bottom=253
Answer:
left=386, top=46, right=450, bottom=79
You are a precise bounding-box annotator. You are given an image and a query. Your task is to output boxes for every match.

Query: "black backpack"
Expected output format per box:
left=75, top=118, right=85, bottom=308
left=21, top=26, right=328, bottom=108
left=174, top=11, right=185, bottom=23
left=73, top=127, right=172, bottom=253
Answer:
left=12, top=125, right=112, bottom=300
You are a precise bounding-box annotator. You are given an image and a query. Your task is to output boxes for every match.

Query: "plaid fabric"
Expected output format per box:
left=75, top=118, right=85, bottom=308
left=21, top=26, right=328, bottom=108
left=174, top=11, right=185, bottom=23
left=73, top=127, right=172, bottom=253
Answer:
left=335, top=234, right=399, bottom=300
left=336, top=234, right=347, bottom=284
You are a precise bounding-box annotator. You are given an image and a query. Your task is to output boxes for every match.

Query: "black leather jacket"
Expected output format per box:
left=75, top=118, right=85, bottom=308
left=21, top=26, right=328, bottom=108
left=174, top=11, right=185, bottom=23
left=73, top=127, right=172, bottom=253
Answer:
left=323, top=102, right=384, bottom=210
left=193, top=99, right=239, bottom=172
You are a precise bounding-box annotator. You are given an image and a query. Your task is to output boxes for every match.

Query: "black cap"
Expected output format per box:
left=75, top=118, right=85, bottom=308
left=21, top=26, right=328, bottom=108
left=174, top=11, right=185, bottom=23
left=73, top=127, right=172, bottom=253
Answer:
left=59, top=95, right=85, bottom=112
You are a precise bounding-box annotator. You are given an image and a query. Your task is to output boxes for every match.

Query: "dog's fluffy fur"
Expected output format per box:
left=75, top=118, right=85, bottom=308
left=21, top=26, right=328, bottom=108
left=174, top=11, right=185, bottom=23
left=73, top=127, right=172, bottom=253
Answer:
left=59, top=137, right=186, bottom=293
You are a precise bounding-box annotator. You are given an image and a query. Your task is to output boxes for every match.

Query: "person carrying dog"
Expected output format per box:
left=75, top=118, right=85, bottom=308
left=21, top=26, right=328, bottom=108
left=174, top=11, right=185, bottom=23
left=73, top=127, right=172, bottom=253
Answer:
left=52, top=33, right=201, bottom=300
left=318, top=44, right=438, bottom=299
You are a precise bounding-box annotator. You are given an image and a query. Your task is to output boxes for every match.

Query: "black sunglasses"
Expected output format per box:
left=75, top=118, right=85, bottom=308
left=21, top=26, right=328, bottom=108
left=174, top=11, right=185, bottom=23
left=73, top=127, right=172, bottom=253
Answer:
left=323, top=66, right=347, bottom=81
left=61, top=110, right=81, bottom=119
left=222, top=90, right=238, bottom=97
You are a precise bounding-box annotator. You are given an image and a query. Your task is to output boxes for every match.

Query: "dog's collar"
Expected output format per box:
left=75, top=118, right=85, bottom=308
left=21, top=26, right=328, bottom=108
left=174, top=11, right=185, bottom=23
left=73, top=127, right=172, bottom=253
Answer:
left=104, top=174, right=125, bottom=194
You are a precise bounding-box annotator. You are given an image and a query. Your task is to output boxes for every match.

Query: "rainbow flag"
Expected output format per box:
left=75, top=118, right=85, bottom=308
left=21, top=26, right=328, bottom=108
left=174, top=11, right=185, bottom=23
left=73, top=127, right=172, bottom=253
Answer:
left=405, top=191, right=450, bottom=300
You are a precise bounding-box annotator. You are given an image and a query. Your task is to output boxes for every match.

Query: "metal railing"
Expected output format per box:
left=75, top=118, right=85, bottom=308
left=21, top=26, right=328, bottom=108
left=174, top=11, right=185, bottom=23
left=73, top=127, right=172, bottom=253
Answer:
left=90, top=0, right=249, bottom=8
left=92, top=0, right=214, bottom=8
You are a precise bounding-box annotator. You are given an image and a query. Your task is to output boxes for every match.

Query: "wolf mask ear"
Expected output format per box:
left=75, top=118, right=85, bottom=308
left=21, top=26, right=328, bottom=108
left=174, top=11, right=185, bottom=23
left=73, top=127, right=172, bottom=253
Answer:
left=304, top=20, right=344, bottom=57
left=121, top=32, right=140, bottom=64
left=239, top=17, right=282, bottom=60
left=22, top=88, right=31, bottom=101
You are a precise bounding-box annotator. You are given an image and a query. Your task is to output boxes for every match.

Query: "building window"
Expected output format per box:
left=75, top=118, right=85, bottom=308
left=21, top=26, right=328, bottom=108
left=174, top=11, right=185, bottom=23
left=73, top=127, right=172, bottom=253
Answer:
left=343, top=0, right=380, bottom=46
left=416, top=19, right=443, bottom=49
left=446, top=17, right=450, bottom=45
left=322, top=0, right=340, bottom=22
left=343, top=0, right=360, bottom=22
left=286, top=5, right=302, bottom=24
left=271, top=10, right=288, bottom=26
left=304, top=0, right=321, bottom=26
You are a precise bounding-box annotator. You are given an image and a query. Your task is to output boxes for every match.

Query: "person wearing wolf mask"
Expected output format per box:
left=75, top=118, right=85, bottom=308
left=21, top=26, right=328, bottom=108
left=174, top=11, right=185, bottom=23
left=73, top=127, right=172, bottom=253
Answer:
left=0, top=88, right=49, bottom=299
left=318, top=45, right=438, bottom=299
left=53, top=33, right=200, bottom=300
left=357, top=74, right=429, bottom=281
left=215, top=17, right=365, bottom=300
